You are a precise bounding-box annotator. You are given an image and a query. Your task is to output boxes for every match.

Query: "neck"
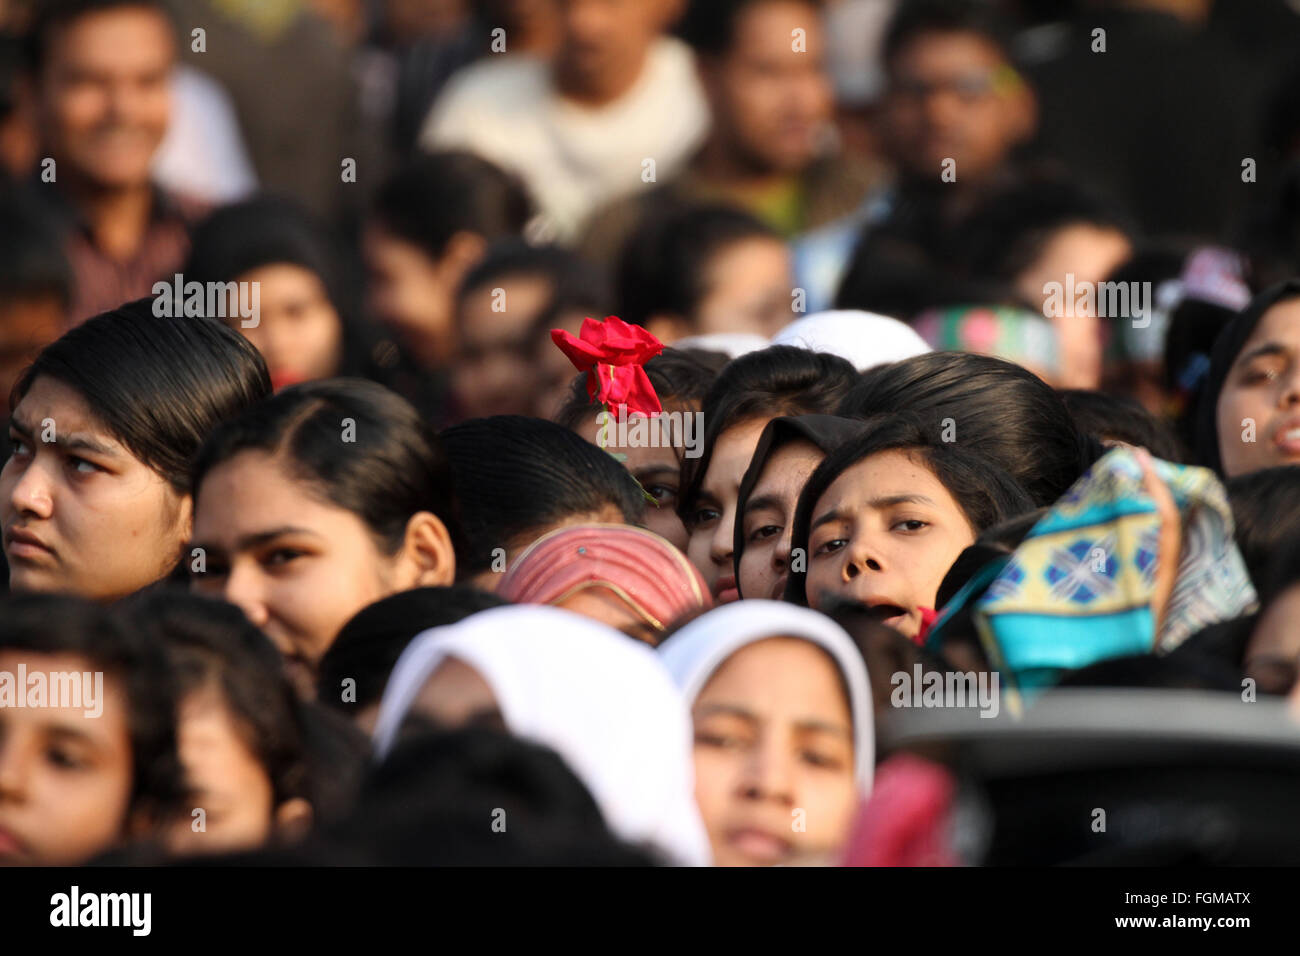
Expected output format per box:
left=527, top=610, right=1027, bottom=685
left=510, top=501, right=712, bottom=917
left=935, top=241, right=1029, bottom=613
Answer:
left=555, top=44, right=650, bottom=108
left=65, top=176, right=156, bottom=260
left=695, top=136, right=794, bottom=193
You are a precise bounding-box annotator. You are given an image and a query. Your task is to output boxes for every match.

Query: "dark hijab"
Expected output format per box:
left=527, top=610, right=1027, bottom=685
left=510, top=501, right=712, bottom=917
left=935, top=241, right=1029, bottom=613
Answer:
left=1193, top=279, right=1300, bottom=475
left=731, top=415, right=864, bottom=596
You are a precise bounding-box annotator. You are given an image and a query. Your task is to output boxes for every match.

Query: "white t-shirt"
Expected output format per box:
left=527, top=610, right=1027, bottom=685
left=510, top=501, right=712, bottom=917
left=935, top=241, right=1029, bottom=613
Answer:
left=420, top=38, right=710, bottom=243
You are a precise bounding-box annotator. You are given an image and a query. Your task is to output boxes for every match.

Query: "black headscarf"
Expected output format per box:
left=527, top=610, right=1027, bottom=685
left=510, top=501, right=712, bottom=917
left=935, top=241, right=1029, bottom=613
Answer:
left=731, top=415, right=865, bottom=598
left=1193, top=278, right=1300, bottom=475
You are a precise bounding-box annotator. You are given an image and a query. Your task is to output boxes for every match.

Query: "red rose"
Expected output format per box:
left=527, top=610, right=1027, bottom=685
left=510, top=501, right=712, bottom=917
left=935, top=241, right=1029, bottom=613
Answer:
left=551, top=316, right=664, bottom=418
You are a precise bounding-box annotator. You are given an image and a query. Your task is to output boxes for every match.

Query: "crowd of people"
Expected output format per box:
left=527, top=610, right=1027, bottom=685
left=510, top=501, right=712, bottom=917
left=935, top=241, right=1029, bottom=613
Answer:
left=2, top=0, right=1300, bottom=867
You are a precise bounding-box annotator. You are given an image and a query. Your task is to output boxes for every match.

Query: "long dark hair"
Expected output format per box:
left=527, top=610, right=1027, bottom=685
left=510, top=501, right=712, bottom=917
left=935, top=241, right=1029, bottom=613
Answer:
left=11, top=297, right=271, bottom=494
left=192, top=378, right=462, bottom=555
left=784, top=414, right=1035, bottom=605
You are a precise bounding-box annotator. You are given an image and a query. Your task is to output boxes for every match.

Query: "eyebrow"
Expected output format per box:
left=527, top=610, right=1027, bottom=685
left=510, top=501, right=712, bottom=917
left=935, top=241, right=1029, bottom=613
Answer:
left=9, top=416, right=121, bottom=458
left=697, top=703, right=851, bottom=738
left=45, top=723, right=101, bottom=745
left=193, top=526, right=323, bottom=553
left=634, top=466, right=678, bottom=483
left=1235, top=342, right=1291, bottom=368
left=743, top=493, right=785, bottom=516
left=810, top=494, right=936, bottom=532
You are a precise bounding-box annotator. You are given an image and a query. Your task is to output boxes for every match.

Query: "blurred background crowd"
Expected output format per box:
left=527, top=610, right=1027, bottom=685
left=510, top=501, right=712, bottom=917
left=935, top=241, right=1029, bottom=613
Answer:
left=1, top=0, right=1298, bottom=430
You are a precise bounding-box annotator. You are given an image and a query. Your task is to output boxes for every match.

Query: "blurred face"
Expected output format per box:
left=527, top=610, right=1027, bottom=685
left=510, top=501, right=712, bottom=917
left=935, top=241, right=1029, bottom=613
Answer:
left=705, top=0, right=832, bottom=173
left=233, top=264, right=343, bottom=391
left=0, top=652, right=133, bottom=865
left=412, top=656, right=505, bottom=730
left=805, top=449, right=975, bottom=638
left=554, top=0, right=663, bottom=100
left=37, top=5, right=174, bottom=189
left=363, top=225, right=459, bottom=369
left=1246, top=584, right=1300, bottom=697
left=737, top=440, right=823, bottom=600
left=0, top=296, right=65, bottom=416
left=452, top=275, right=553, bottom=419
left=696, top=238, right=794, bottom=338
left=686, top=417, right=770, bottom=603
left=1015, top=224, right=1132, bottom=390
left=555, top=588, right=660, bottom=644
left=1215, top=299, right=1300, bottom=478
left=3, top=376, right=191, bottom=600
left=572, top=407, right=689, bottom=551
left=884, top=32, right=1034, bottom=184
left=164, top=690, right=274, bottom=857
left=190, top=451, right=434, bottom=696
left=533, top=309, right=587, bottom=419
left=691, top=637, right=856, bottom=866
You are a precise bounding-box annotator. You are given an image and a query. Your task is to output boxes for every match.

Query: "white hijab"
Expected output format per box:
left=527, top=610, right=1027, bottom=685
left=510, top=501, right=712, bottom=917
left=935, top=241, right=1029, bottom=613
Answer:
left=371, top=605, right=712, bottom=865
left=772, top=309, right=930, bottom=372
left=658, top=600, right=874, bottom=792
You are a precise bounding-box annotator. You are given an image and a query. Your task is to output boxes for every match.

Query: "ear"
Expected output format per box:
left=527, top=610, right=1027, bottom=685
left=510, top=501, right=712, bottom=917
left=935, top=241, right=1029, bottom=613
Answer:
left=172, top=492, right=194, bottom=560
left=1006, top=81, right=1038, bottom=146
left=436, top=231, right=489, bottom=288
left=646, top=314, right=692, bottom=346
left=274, top=797, right=314, bottom=844
left=398, top=511, right=457, bottom=588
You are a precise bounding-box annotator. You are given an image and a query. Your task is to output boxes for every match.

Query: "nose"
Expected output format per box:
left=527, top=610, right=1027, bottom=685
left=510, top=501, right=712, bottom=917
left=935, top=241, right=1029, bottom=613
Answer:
left=842, top=534, right=884, bottom=582
left=5, top=456, right=54, bottom=522
left=709, top=508, right=735, bottom=567
left=221, top=560, right=273, bottom=635
left=772, top=525, right=794, bottom=573
left=1279, top=364, right=1300, bottom=409
left=738, top=732, right=795, bottom=806
left=0, top=730, right=32, bottom=805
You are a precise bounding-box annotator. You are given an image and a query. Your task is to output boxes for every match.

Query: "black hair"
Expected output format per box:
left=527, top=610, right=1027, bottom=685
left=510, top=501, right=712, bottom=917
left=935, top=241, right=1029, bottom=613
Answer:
left=183, top=195, right=383, bottom=380
left=677, top=0, right=822, bottom=57
left=439, top=415, right=647, bottom=577
left=458, top=240, right=609, bottom=314
left=316, top=586, right=507, bottom=717
left=552, top=346, right=725, bottom=431
left=616, top=204, right=781, bottom=331
left=678, top=345, right=859, bottom=526
left=1057, top=389, right=1185, bottom=463
left=324, top=728, right=655, bottom=865
left=952, top=177, right=1133, bottom=291
left=1053, top=653, right=1241, bottom=693
left=881, top=0, right=1017, bottom=70
left=192, top=378, right=463, bottom=556
left=784, top=413, right=1035, bottom=605
left=127, top=591, right=310, bottom=809
left=0, top=593, right=185, bottom=821
left=1193, top=279, right=1300, bottom=476
left=732, top=414, right=865, bottom=594
left=1227, top=467, right=1300, bottom=595
left=27, top=0, right=174, bottom=75
left=0, top=194, right=73, bottom=304
left=12, top=297, right=272, bottom=493
left=838, top=351, right=1100, bottom=506
left=370, top=151, right=533, bottom=261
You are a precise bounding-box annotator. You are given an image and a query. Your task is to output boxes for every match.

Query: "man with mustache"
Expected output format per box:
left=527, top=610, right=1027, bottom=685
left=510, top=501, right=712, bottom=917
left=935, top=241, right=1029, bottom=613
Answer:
left=26, top=0, right=204, bottom=325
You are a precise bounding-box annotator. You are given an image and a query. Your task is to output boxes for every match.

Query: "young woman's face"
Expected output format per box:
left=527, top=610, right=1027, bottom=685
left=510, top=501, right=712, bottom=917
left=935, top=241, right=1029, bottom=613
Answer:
left=0, top=651, right=133, bottom=865
left=696, top=238, right=795, bottom=339
left=804, top=449, right=976, bottom=638
left=163, top=689, right=275, bottom=857
left=1215, top=298, right=1300, bottom=478
left=2, top=375, right=192, bottom=601
left=691, top=637, right=856, bottom=867
left=234, top=264, right=343, bottom=391
left=190, top=450, right=426, bottom=696
left=574, top=407, right=689, bottom=552
left=737, top=439, right=824, bottom=600
left=685, top=418, right=771, bottom=604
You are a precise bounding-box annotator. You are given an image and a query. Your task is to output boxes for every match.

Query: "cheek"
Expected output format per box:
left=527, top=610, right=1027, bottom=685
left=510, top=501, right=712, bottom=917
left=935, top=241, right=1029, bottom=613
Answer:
left=692, top=747, right=740, bottom=831
left=686, top=530, right=714, bottom=579
left=29, top=764, right=133, bottom=864
left=271, top=558, right=395, bottom=662
left=796, top=769, right=858, bottom=846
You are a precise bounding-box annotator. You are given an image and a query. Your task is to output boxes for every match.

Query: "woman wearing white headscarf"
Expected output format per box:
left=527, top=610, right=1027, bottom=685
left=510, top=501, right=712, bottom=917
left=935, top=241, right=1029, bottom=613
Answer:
left=659, top=600, right=873, bottom=866
left=371, top=605, right=712, bottom=866
left=771, top=309, right=930, bottom=372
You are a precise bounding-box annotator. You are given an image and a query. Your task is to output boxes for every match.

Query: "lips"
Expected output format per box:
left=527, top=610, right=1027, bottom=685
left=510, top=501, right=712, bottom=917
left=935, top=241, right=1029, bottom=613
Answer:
left=726, top=826, right=793, bottom=865
left=3, top=526, right=55, bottom=562
left=0, top=822, right=30, bottom=860
left=714, top=574, right=739, bottom=605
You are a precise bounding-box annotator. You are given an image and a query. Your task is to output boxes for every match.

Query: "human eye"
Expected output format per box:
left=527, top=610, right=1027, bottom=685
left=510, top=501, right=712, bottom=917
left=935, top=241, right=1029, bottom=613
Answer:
left=892, top=518, right=930, bottom=533
left=6, top=430, right=31, bottom=459
left=1240, top=358, right=1284, bottom=386
left=748, top=523, right=781, bottom=543
left=801, top=747, right=847, bottom=770
left=263, top=547, right=306, bottom=568
left=68, top=456, right=104, bottom=475
left=812, top=536, right=846, bottom=556
left=46, top=744, right=90, bottom=771
left=691, top=506, right=721, bottom=529
left=643, top=484, right=677, bottom=507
